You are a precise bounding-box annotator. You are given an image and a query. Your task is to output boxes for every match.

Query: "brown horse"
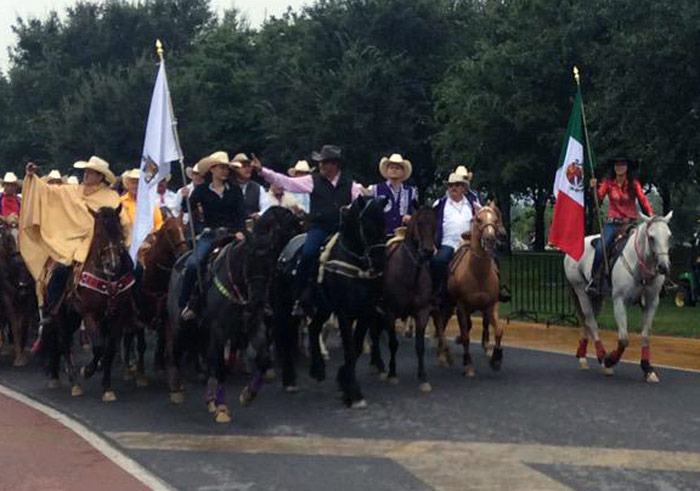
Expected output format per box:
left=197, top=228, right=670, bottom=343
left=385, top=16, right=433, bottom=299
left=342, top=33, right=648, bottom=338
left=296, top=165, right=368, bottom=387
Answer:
left=0, top=224, right=37, bottom=366
left=124, top=214, right=188, bottom=388
left=370, top=207, right=436, bottom=391
left=435, top=205, right=505, bottom=377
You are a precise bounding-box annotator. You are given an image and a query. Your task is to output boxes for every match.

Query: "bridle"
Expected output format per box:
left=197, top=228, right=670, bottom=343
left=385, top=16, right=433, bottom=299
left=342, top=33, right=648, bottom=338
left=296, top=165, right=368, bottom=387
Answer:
left=474, top=206, right=500, bottom=253
left=633, top=217, right=670, bottom=280
left=351, top=199, right=387, bottom=273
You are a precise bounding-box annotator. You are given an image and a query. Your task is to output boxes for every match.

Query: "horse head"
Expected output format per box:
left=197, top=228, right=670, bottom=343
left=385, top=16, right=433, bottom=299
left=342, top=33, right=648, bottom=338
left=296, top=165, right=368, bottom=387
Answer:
left=161, top=216, right=189, bottom=259
left=0, top=224, right=33, bottom=299
left=407, top=206, right=437, bottom=261
left=474, top=204, right=501, bottom=254
left=360, top=196, right=389, bottom=272
left=89, top=205, right=125, bottom=278
left=640, top=211, right=673, bottom=276
left=254, top=206, right=304, bottom=258
left=243, top=229, right=277, bottom=313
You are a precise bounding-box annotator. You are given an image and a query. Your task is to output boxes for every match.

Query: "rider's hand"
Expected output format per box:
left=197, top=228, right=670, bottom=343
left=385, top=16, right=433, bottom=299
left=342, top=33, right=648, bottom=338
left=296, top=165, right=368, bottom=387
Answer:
left=589, top=178, right=597, bottom=189
left=180, top=186, right=190, bottom=198
left=235, top=231, right=245, bottom=242
left=402, top=215, right=412, bottom=225
left=25, top=162, right=38, bottom=176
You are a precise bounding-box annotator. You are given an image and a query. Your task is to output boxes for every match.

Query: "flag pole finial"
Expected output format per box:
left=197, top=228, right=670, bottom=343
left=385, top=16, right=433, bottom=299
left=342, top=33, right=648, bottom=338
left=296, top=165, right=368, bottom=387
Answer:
left=156, top=39, right=164, bottom=61
left=573, top=66, right=580, bottom=85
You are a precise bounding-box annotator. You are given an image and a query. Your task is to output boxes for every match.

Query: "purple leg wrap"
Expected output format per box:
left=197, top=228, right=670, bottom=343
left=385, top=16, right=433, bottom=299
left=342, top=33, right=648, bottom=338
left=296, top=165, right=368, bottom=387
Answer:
left=215, top=384, right=226, bottom=405
left=250, top=374, right=264, bottom=394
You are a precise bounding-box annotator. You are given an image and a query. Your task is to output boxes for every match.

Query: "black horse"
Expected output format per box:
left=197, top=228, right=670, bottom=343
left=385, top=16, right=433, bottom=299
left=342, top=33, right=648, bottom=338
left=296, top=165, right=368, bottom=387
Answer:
left=275, top=196, right=388, bottom=408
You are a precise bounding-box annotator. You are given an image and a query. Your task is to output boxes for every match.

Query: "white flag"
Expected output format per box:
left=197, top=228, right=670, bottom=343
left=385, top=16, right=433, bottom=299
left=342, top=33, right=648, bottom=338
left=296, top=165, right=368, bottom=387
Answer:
left=129, top=60, right=182, bottom=261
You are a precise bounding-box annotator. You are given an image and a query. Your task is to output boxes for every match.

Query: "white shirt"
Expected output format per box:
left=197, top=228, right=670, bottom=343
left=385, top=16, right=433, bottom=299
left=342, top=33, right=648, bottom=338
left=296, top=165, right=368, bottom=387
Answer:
left=157, top=189, right=180, bottom=217
left=437, top=195, right=474, bottom=250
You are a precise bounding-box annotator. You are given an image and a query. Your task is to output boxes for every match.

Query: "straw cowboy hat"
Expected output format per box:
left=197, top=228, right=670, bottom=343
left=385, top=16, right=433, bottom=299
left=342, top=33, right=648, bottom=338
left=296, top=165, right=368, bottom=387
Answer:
left=66, top=176, right=79, bottom=185
left=312, top=145, right=342, bottom=162
left=444, top=172, right=469, bottom=186
left=379, top=153, right=412, bottom=181
left=454, top=165, right=474, bottom=181
left=43, top=169, right=64, bottom=183
left=123, top=168, right=141, bottom=181
left=73, top=156, right=116, bottom=184
left=230, top=153, right=251, bottom=168
left=1, top=172, right=20, bottom=185
left=195, top=151, right=230, bottom=175
left=288, top=160, right=313, bottom=176
left=185, top=163, right=201, bottom=180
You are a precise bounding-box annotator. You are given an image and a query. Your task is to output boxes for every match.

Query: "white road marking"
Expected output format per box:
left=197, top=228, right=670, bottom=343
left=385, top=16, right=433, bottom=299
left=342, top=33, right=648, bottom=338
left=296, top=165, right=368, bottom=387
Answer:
left=0, top=383, right=173, bottom=491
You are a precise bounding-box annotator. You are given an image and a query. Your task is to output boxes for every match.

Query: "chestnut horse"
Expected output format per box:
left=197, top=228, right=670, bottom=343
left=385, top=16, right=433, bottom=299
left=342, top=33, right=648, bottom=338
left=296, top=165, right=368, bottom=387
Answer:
left=435, top=205, right=505, bottom=377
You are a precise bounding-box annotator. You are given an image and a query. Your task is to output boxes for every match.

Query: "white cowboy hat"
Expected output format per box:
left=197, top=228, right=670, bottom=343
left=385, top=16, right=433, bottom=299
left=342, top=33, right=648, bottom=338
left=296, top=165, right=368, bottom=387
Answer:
left=288, top=160, right=313, bottom=176
left=73, top=156, right=116, bottom=184
left=185, top=163, right=202, bottom=180
left=66, top=176, right=79, bottom=185
left=454, top=165, right=473, bottom=181
left=44, top=169, right=63, bottom=182
left=445, top=172, right=469, bottom=186
left=1, top=172, right=19, bottom=184
left=379, top=153, right=412, bottom=181
left=230, top=153, right=251, bottom=168
left=123, top=168, right=141, bottom=181
left=195, top=151, right=230, bottom=175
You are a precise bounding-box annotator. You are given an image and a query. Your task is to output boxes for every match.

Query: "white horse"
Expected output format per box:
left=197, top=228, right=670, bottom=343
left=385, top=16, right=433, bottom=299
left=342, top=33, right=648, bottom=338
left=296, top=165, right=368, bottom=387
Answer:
left=564, top=212, right=673, bottom=383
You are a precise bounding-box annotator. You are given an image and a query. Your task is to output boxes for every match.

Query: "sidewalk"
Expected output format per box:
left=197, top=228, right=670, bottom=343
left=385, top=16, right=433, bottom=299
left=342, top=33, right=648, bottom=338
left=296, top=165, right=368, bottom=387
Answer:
left=452, top=317, right=700, bottom=371
left=0, top=391, right=151, bottom=491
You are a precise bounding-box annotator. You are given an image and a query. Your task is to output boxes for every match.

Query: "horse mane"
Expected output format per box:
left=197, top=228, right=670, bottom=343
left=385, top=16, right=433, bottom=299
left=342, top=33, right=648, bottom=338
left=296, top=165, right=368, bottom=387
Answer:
left=93, top=206, right=124, bottom=245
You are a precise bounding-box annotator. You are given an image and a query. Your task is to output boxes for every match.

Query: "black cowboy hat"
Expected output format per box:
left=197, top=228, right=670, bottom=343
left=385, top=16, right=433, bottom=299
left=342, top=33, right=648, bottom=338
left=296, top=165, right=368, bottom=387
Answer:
left=312, top=144, right=342, bottom=162
left=606, top=156, right=638, bottom=170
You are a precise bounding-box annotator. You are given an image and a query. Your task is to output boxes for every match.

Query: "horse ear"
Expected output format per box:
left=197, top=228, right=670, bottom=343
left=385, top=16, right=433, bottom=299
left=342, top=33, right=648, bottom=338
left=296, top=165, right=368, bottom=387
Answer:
left=664, top=210, right=673, bottom=222
left=639, top=213, right=651, bottom=224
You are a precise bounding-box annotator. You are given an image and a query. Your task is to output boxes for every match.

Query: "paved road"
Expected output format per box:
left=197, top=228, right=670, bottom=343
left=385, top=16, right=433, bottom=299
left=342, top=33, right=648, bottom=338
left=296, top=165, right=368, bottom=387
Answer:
left=1, top=333, right=700, bottom=490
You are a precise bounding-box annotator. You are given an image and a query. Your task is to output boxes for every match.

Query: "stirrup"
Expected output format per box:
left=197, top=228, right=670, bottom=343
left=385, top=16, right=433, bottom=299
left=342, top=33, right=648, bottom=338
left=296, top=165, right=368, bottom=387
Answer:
left=291, top=300, right=305, bottom=318
left=585, top=277, right=600, bottom=295
left=498, top=285, right=511, bottom=303
left=180, top=306, right=197, bottom=321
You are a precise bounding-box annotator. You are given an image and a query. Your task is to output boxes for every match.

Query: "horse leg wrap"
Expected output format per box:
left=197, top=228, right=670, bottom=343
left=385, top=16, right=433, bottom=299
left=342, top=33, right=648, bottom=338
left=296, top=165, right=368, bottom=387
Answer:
left=641, top=347, right=652, bottom=373
left=215, top=384, right=226, bottom=406
left=250, top=374, right=264, bottom=394
left=576, top=338, right=588, bottom=359
left=594, top=340, right=606, bottom=363
left=605, top=341, right=626, bottom=367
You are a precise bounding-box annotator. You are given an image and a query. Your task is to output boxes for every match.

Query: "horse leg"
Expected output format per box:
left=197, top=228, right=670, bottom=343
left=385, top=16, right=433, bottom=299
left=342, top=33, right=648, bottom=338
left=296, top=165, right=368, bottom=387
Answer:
left=481, top=313, right=491, bottom=355
left=640, top=287, right=661, bottom=383
left=456, top=306, right=475, bottom=377
left=604, top=292, right=629, bottom=371
left=165, top=317, right=185, bottom=404
left=100, top=320, right=118, bottom=403
left=385, top=313, right=399, bottom=384
left=433, top=307, right=452, bottom=367
left=81, top=315, right=103, bottom=380
left=572, top=287, right=606, bottom=368
left=207, top=317, right=230, bottom=423
left=122, top=331, right=135, bottom=381
left=337, top=315, right=365, bottom=408
left=10, top=313, right=28, bottom=367
left=367, top=314, right=385, bottom=376
left=308, top=313, right=328, bottom=382
left=240, top=316, right=269, bottom=407
left=415, top=309, right=431, bottom=392
left=135, top=326, right=148, bottom=387
left=489, top=303, right=504, bottom=371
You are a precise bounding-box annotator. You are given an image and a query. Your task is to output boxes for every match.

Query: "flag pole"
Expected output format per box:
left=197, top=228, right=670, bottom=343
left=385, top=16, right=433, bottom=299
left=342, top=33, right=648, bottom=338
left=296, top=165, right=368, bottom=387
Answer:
left=573, top=66, right=609, bottom=275
left=156, top=39, right=202, bottom=293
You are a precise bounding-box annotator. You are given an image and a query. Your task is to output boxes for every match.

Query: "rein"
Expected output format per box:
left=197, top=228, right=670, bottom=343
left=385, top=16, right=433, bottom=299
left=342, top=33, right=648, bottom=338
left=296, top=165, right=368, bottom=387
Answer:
left=622, top=218, right=669, bottom=283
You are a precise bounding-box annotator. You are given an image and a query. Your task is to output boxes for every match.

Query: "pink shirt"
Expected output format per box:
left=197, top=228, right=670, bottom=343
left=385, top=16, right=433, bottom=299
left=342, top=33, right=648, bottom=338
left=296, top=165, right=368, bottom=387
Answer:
left=260, top=167, right=364, bottom=200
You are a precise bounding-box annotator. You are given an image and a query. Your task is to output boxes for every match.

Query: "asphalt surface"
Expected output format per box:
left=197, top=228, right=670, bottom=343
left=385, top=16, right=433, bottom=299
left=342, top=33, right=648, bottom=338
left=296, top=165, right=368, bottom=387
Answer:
left=1, top=331, right=700, bottom=490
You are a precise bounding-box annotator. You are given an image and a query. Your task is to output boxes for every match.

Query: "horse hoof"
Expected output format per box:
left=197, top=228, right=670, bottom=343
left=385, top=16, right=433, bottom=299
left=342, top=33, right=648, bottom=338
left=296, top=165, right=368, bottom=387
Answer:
left=265, top=369, right=277, bottom=382
left=369, top=364, right=382, bottom=375
left=239, top=386, right=255, bottom=407
left=464, top=366, right=476, bottom=378
left=578, top=357, right=589, bottom=370
left=136, top=376, right=149, bottom=388
left=388, top=376, right=399, bottom=386
left=351, top=399, right=368, bottom=410
left=207, top=400, right=217, bottom=413
left=13, top=354, right=29, bottom=367
left=378, top=372, right=388, bottom=381
left=48, top=378, right=61, bottom=389
left=169, top=392, right=185, bottom=405
left=437, top=355, right=449, bottom=367
left=102, top=391, right=117, bottom=403
left=602, top=366, right=614, bottom=376
left=71, top=385, right=84, bottom=397
left=419, top=382, right=432, bottom=392
left=215, top=405, right=231, bottom=423
left=646, top=371, right=660, bottom=383
left=123, top=372, right=134, bottom=382
left=284, top=385, right=299, bottom=394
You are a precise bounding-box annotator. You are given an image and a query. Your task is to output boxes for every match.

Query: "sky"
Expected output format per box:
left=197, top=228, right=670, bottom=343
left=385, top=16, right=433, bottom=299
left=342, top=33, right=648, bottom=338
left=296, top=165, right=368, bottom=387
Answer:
left=0, top=0, right=308, bottom=71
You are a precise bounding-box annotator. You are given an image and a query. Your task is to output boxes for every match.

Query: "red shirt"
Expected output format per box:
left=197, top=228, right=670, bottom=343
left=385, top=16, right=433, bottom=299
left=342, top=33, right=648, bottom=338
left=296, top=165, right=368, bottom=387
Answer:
left=0, top=193, right=20, bottom=217
left=597, top=178, right=653, bottom=220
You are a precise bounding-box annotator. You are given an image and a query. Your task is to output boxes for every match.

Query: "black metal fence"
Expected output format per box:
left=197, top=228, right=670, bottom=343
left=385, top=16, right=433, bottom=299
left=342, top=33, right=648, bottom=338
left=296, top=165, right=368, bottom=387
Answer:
left=507, top=251, right=578, bottom=326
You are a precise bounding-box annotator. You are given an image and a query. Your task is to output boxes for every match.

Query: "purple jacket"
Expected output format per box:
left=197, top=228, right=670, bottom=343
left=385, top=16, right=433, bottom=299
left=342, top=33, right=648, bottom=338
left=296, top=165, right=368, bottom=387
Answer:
left=373, top=181, right=417, bottom=236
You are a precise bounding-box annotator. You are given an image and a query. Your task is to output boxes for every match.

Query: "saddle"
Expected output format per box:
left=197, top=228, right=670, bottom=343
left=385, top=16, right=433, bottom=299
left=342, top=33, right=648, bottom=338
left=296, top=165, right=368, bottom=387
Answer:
left=277, top=233, right=307, bottom=278
left=591, top=223, right=636, bottom=274
left=386, top=227, right=407, bottom=255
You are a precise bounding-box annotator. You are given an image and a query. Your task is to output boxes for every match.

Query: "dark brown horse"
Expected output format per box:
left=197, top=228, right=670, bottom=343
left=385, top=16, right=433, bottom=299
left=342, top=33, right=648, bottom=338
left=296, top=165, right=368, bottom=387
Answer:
left=46, top=205, right=136, bottom=401
left=370, top=207, right=436, bottom=391
left=124, top=214, right=188, bottom=388
left=0, top=224, right=37, bottom=366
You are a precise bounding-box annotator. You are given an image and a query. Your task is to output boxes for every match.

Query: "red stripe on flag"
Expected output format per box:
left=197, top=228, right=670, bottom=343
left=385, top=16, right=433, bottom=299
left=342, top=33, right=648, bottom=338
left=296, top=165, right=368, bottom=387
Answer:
left=549, top=191, right=584, bottom=261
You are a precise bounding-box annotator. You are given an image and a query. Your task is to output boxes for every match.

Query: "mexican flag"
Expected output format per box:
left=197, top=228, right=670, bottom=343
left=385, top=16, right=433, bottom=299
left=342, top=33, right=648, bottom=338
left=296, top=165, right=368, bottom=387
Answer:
left=549, top=89, right=586, bottom=260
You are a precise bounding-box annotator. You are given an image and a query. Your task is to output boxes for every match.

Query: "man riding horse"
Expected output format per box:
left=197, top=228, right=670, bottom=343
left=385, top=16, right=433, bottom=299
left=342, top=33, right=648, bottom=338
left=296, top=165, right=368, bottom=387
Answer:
left=252, top=144, right=365, bottom=317
left=20, top=157, right=127, bottom=325
left=179, top=151, right=246, bottom=321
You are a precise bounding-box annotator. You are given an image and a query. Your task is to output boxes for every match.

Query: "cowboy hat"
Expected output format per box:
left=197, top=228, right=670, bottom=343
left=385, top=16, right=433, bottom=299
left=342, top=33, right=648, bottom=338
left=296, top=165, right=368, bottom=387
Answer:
left=454, top=165, right=474, bottom=181
left=73, top=156, right=116, bottom=184
left=185, top=163, right=201, bottom=180
left=44, top=169, right=63, bottom=182
left=379, top=153, right=412, bottom=181
left=444, top=172, right=469, bottom=186
left=1, top=172, right=19, bottom=184
left=195, top=151, right=230, bottom=175
left=66, top=176, right=79, bottom=185
left=606, top=156, right=638, bottom=170
left=312, top=145, right=342, bottom=162
left=123, top=168, right=141, bottom=181
left=288, top=160, right=313, bottom=176
left=230, top=153, right=251, bottom=168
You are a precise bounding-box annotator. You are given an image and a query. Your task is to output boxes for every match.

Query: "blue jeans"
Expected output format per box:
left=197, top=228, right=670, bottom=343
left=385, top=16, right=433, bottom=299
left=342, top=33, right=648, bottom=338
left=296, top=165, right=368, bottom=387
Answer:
left=431, top=245, right=454, bottom=294
left=179, top=230, right=215, bottom=308
left=593, top=223, right=617, bottom=276
left=295, top=227, right=331, bottom=294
